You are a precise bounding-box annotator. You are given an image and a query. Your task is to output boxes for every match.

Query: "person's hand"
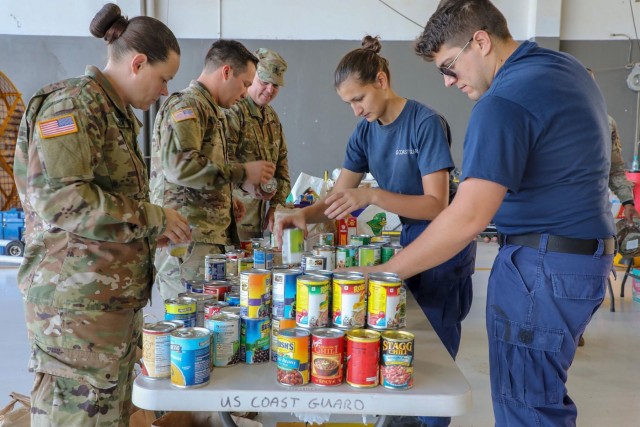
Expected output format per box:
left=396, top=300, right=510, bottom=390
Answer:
left=623, top=204, right=640, bottom=224
left=324, top=188, right=373, bottom=219
left=264, top=207, right=276, bottom=233
left=161, top=208, right=191, bottom=243
left=243, top=161, right=276, bottom=185
left=234, top=199, right=246, bottom=223
left=274, top=211, right=307, bottom=248
left=241, top=182, right=275, bottom=201
left=155, top=236, right=170, bottom=248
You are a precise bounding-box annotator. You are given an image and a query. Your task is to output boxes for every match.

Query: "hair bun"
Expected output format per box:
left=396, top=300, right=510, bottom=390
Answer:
left=90, top=3, right=129, bottom=43
left=361, top=35, right=382, bottom=54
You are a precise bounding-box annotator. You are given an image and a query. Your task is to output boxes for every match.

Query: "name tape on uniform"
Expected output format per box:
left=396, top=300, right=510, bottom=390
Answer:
left=172, top=108, right=196, bottom=122
left=37, top=114, right=78, bottom=139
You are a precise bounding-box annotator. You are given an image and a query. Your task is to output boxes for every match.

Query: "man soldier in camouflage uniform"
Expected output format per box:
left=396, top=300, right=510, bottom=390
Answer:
left=608, top=115, right=639, bottom=221
left=151, top=40, right=276, bottom=300
left=13, top=4, right=190, bottom=425
left=226, top=48, right=291, bottom=239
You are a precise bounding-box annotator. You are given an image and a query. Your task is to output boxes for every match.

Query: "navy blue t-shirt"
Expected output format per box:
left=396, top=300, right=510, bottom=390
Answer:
left=460, top=41, right=614, bottom=239
left=343, top=99, right=454, bottom=196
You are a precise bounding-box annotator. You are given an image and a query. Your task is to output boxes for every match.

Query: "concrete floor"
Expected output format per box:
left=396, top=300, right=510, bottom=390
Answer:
left=1, top=243, right=639, bottom=426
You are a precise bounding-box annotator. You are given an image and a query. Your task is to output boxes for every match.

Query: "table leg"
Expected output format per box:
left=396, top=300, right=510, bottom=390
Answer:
left=219, top=412, right=239, bottom=427
left=374, top=415, right=388, bottom=427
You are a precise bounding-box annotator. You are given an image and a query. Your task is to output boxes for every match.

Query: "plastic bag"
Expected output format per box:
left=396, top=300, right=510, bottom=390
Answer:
left=0, top=392, right=30, bottom=427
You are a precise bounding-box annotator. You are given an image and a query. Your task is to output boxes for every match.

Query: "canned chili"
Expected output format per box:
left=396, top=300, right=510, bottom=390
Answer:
left=380, top=330, right=415, bottom=389
left=311, top=328, right=344, bottom=386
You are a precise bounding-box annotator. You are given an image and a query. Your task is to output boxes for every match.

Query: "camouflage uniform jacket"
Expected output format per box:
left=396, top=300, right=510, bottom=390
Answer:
left=150, top=80, right=246, bottom=245
left=226, top=96, right=291, bottom=232
left=13, top=66, right=166, bottom=311
left=608, top=115, right=634, bottom=204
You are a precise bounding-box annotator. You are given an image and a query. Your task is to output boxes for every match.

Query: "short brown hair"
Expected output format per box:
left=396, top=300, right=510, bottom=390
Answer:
left=204, top=40, right=259, bottom=75
left=415, top=0, right=511, bottom=62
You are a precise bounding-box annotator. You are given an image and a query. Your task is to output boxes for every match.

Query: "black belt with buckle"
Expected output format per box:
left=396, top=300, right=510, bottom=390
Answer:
left=498, top=233, right=615, bottom=255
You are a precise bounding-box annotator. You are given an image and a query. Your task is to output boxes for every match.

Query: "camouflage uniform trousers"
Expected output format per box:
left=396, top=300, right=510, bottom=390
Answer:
left=25, top=302, right=143, bottom=427
left=155, top=242, right=227, bottom=301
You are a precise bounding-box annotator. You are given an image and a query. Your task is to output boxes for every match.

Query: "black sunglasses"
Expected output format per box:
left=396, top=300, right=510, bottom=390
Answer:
left=438, top=36, right=474, bottom=78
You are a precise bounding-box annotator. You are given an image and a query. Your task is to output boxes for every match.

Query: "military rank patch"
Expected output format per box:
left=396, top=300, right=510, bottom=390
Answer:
left=172, top=108, right=196, bottom=122
left=37, top=114, right=78, bottom=139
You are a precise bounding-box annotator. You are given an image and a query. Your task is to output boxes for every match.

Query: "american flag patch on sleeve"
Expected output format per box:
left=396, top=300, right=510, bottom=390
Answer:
left=172, top=108, right=196, bottom=122
left=37, top=114, right=79, bottom=139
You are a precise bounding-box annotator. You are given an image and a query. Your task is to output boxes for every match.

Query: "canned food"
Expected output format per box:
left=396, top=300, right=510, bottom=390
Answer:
left=282, top=228, right=305, bottom=264
left=225, top=249, right=245, bottom=277
left=239, top=240, right=253, bottom=257
left=203, top=280, right=232, bottom=302
left=277, top=328, right=311, bottom=386
left=336, top=245, right=356, bottom=269
left=203, top=301, right=229, bottom=320
left=260, top=177, right=277, bottom=194
left=240, top=269, right=271, bottom=318
left=350, top=234, right=371, bottom=247
left=164, top=297, right=197, bottom=328
left=238, top=257, right=253, bottom=275
left=220, top=306, right=241, bottom=317
left=367, top=273, right=403, bottom=329
left=313, top=245, right=335, bottom=271
left=381, top=244, right=402, bottom=264
left=142, top=321, right=177, bottom=380
left=272, top=269, right=302, bottom=319
left=183, top=279, right=206, bottom=294
left=346, top=329, right=380, bottom=388
left=271, top=317, right=297, bottom=362
left=311, top=328, right=344, bottom=386
left=303, top=255, right=326, bottom=272
left=332, top=273, right=367, bottom=329
left=205, top=254, right=227, bottom=281
left=398, top=287, right=407, bottom=328
left=358, top=245, right=381, bottom=267
left=318, top=232, right=334, bottom=246
left=225, top=292, right=240, bottom=306
left=170, top=327, right=211, bottom=388
left=206, top=313, right=241, bottom=367
left=296, top=275, right=330, bottom=328
left=371, top=235, right=392, bottom=244
left=380, top=330, right=414, bottom=389
left=253, top=247, right=274, bottom=270
left=177, top=292, right=215, bottom=328
left=240, top=316, right=271, bottom=364
left=251, top=237, right=264, bottom=249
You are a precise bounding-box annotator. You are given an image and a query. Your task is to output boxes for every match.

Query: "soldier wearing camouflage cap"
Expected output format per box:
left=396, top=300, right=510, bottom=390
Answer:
left=13, top=4, right=190, bottom=426
left=151, top=40, right=276, bottom=300
left=226, top=48, right=291, bottom=238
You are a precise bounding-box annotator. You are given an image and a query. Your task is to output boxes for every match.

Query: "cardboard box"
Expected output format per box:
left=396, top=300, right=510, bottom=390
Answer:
left=336, top=216, right=357, bottom=246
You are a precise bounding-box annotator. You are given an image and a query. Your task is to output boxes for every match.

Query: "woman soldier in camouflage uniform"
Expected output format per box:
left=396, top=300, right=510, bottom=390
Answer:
left=13, top=4, right=190, bottom=426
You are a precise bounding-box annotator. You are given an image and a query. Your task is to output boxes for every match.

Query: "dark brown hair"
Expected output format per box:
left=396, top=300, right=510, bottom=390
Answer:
left=334, top=35, right=391, bottom=88
left=204, top=40, right=259, bottom=75
left=89, top=3, right=180, bottom=64
left=415, top=0, right=511, bottom=62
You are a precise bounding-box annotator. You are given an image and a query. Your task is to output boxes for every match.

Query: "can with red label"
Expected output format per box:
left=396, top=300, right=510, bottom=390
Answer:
left=332, top=273, right=366, bottom=329
left=311, top=328, right=344, bottom=386
left=345, top=329, right=380, bottom=388
left=367, top=273, right=403, bottom=329
left=203, top=301, right=229, bottom=321
left=380, top=330, right=414, bottom=389
left=203, top=280, right=232, bottom=302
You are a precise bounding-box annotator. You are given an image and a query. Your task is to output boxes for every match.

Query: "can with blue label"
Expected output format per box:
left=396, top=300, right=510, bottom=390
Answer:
left=253, top=247, right=274, bottom=270
left=240, top=316, right=271, bottom=364
left=205, top=254, right=227, bottom=281
left=170, top=327, right=211, bottom=388
left=165, top=297, right=197, bottom=328
left=272, top=269, right=301, bottom=319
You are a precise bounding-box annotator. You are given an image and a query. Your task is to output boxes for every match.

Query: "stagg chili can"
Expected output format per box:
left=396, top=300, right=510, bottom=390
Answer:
left=296, top=274, right=330, bottom=328
left=205, top=313, right=241, bottom=367
left=380, top=330, right=415, bottom=389
left=240, top=316, right=271, bottom=364
left=203, top=301, right=229, bottom=321
left=345, top=329, right=380, bottom=388
left=381, top=244, right=403, bottom=264
left=272, top=269, right=301, bottom=319
left=205, top=254, right=227, bottom=281
left=271, top=317, right=297, bottom=362
left=332, top=273, right=367, bottom=329
left=367, top=273, right=403, bottom=329
left=240, top=269, right=271, bottom=318
left=203, top=280, right=232, bottom=302
left=313, top=245, right=336, bottom=271
left=311, top=328, right=344, bottom=386
left=276, top=328, right=311, bottom=386
left=336, top=245, right=356, bottom=268
left=170, top=327, right=211, bottom=389
left=358, top=245, right=381, bottom=267
left=178, top=292, right=215, bottom=328
left=164, top=297, right=197, bottom=328
left=142, top=321, right=177, bottom=380
left=253, top=247, right=274, bottom=270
